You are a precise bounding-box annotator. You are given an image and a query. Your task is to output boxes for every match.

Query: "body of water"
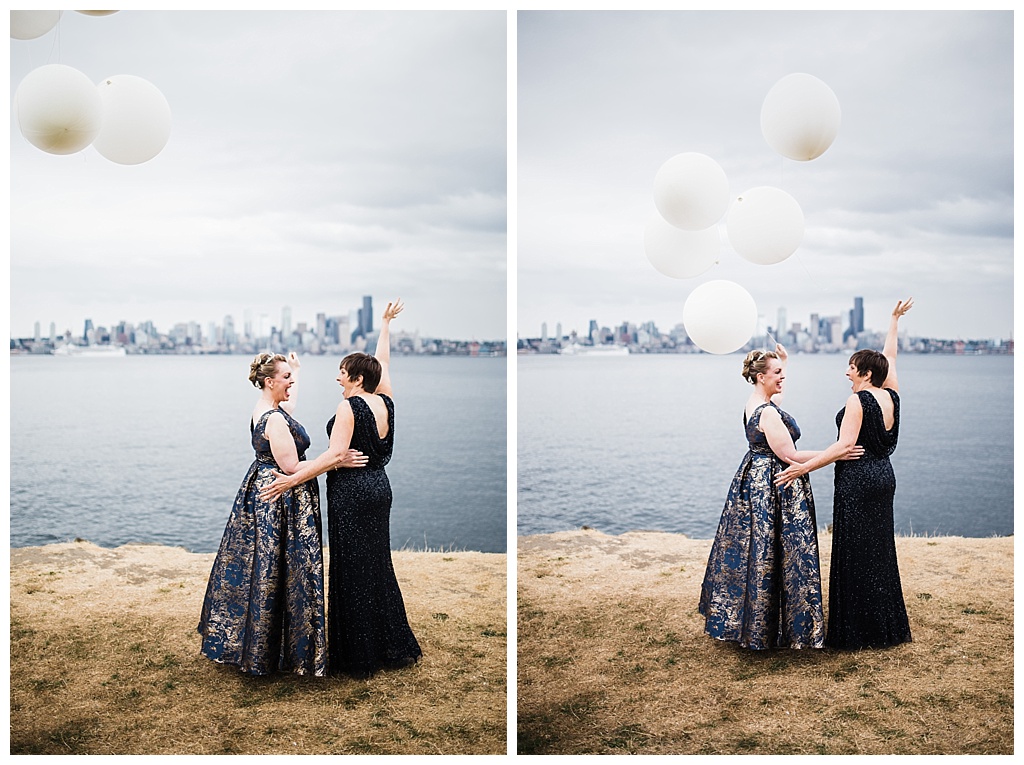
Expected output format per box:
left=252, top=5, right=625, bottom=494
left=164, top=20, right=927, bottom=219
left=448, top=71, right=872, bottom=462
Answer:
left=11, top=354, right=507, bottom=553
left=517, top=353, right=1013, bottom=539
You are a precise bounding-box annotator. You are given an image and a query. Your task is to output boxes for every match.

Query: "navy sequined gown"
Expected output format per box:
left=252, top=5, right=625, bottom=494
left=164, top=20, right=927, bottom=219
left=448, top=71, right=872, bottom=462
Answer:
left=826, top=389, right=912, bottom=649
left=699, top=403, right=825, bottom=650
left=198, top=409, right=327, bottom=676
left=325, top=393, right=422, bottom=677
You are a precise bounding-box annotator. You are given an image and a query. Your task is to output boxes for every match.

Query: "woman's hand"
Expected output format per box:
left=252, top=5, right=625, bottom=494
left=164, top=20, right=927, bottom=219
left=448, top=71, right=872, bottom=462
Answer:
left=892, top=298, right=914, bottom=319
left=286, top=351, right=301, bottom=371
left=774, top=462, right=807, bottom=488
left=382, top=299, right=404, bottom=322
left=259, top=470, right=296, bottom=503
left=774, top=343, right=788, bottom=362
left=334, top=449, right=369, bottom=469
left=838, top=444, right=865, bottom=461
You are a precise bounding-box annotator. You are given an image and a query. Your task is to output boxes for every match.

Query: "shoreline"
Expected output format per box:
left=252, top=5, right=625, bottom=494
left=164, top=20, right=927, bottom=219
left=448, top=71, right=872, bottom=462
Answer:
left=10, top=540, right=507, bottom=755
left=517, top=527, right=1013, bottom=755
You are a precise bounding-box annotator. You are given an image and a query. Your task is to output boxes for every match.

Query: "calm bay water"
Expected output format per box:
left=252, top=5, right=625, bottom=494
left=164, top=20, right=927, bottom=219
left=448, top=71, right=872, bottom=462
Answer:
left=10, top=354, right=507, bottom=553
left=517, top=353, right=1013, bottom=539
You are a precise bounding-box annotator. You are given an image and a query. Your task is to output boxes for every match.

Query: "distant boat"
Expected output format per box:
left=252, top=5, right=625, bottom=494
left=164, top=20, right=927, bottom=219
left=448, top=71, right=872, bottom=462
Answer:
left=559, top=343, right=629, bottom=356
left=52, top=344, right=127, bottom=357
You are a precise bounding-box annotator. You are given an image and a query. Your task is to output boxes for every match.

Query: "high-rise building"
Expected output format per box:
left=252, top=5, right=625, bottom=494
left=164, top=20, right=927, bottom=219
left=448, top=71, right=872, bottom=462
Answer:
left=282, top=306, right=292, bottom=339
left=83, top=318, right=94, bottom=343
left=362, top=295, right=373, bottom=337
left=853, top=296, right=864, bottom=334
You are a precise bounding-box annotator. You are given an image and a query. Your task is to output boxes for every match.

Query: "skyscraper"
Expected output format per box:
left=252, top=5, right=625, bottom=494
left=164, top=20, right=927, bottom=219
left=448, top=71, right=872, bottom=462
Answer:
left=853, top=296, right=864, bottom=334
left=282, top=306, right=292, bottom=339
left=362, top=295, right=373, bottom=337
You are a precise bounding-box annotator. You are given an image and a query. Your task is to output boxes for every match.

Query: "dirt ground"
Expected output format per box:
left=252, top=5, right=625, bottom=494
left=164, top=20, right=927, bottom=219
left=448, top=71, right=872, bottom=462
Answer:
left=9, top=541, right=507, bottom=755
left=517, top=528, right=1014, bottom=755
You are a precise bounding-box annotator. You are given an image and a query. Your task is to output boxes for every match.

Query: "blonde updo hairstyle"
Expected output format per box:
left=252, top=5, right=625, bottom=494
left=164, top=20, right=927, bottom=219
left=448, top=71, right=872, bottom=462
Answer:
left=249, top=352, right=288, bottom=389
left=741, top=349, right=778, bottom=385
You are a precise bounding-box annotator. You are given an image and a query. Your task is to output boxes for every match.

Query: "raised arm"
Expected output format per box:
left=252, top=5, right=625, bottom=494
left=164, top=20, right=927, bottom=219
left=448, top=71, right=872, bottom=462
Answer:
left=881, top=298, right=913, bottom=392
left=258, top=400, right=366, bottom=502
left=775, top=394, right=864, bottom=486
left=374, top=298, right=403, bottom=398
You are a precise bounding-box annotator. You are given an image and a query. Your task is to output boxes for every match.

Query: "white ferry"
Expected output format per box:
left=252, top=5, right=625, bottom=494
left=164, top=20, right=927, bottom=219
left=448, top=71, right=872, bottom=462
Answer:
left=52, top=344, right=127, bottom=357
left=558, top=343, right=629, bottom=356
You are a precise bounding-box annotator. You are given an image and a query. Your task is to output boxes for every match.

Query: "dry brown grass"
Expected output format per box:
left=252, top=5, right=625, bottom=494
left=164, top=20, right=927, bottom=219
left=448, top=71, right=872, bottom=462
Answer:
left=10, top=541, right=507, bottom=755
left=517, top=529, right=1013, bottom=755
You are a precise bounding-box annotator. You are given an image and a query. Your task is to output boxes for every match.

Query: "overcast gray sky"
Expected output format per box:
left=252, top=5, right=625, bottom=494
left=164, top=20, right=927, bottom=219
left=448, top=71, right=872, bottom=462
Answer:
left=518, top=10, right=1013, bottom=342
left=10, top=10, right=506, bottom=341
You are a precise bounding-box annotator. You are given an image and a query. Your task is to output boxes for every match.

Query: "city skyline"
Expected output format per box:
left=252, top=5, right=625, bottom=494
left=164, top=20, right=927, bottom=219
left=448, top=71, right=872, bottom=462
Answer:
left=16, top=294, right=505, bottom=346
left=10, top=11, right=506, bottom=342
left=524, top=293, right=1009, bottom=345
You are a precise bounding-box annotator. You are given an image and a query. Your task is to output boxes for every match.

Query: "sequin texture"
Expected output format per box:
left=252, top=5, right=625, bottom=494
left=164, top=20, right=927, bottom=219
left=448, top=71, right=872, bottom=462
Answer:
left=826, top=388, right=912, bottom=649
left=198, top=408, right=328, bottom=676
left=325, top=393, right=422, bottom=677
left=699, top=403, right=825, bottom=650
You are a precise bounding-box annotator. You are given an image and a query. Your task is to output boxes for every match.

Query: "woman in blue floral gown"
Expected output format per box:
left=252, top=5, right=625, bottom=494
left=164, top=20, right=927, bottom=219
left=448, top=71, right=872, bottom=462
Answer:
left=198, top=352, right=366, bottom=676
left=700, top=346, right=861, bottom=649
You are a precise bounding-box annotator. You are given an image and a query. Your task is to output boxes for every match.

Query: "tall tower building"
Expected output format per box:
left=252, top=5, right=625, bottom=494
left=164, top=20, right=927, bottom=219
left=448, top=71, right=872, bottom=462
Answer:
left=853, top=296, right=864, bottom=334
left=282, top=306, right=293, bottom=339
left=83, top=318, right=94, bottom=344
left=361, top=295, right=373, bottom=337
left=776, top=307, right=787, bottom=338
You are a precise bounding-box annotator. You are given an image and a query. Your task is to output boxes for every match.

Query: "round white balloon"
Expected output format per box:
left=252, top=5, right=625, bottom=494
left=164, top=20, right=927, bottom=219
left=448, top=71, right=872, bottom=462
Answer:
left=93, top=75, right=172, bottom=165
left=761, top=72, right=841, bottom=161
left=653, top=152, right=730, bottom=231
left=14, top=64, right=102, bottom=155
left=10, top=10, right=62, bottom=40
left=644, top=215, right=719, bottom=279
left=682, top=280, right=758, bottom=355
left=726, top=186, right=804, bottom=265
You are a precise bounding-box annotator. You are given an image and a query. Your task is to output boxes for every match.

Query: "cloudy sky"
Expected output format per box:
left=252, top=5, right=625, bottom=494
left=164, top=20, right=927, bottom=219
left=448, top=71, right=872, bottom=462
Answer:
left=10, top=10, right=506, bottom=341
left=517, top=10, right=1013, bottom=342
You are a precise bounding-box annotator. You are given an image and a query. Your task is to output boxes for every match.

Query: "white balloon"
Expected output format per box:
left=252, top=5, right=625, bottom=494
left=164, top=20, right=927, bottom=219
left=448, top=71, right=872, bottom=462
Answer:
left=653, top=152, right=730, bottom=231
left=682, top=280, right=758, bottom=355
left=726, top=186, right=804, bottom=265
left=643, top=214, right=718, bottom=279
left=14, top=64, right=102, bottom=155
left=10, top=10, right=62, bottom=40
left=761, top=73, right=841, bottom=161
left=93, top=75, right=172, bottom=165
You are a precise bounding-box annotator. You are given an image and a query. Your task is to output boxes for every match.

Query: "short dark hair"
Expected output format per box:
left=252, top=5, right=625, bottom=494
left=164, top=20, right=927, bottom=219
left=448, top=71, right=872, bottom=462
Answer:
left=849, top=349, right=889, bottom=387
left=340, top=352, right=382, bottom=393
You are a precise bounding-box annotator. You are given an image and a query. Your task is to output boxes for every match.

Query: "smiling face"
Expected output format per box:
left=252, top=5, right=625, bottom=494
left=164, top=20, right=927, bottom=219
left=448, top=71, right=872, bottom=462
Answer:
left=846, top=362, right=871, bottom=390
left=336, top=364, right=360, bottom=398
left=268, top=361, right=294, bottom=401
left=758, top=358, right=785, bottom=396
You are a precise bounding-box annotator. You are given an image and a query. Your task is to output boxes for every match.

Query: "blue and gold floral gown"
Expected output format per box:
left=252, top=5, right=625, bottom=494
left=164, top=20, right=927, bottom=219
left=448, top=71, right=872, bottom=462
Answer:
left=198, top=408, right=327, bottom=676
left=699, top=403, right=825, bottom=649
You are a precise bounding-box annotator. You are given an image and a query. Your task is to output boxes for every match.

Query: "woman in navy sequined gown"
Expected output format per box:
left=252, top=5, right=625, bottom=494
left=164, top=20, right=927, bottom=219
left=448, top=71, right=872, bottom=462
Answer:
left=262, top=300, right=422, bottom=677
left=198, top=352, right=366, bottom=676
left=700, top=346, right=861, bottom=650
left=778, top=299, right=914, bottom=649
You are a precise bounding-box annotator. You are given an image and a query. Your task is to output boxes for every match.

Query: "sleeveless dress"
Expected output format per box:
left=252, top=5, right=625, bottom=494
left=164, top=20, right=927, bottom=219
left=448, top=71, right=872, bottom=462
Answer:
left=325, top=393, right=422, bottom=677
left=826, top=388, right=912, bottom=649
left=699, top=403, right=825, bottom=649
left=198, top=408, right=328, bottom=676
